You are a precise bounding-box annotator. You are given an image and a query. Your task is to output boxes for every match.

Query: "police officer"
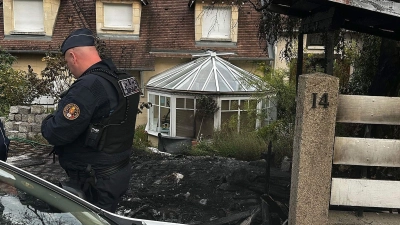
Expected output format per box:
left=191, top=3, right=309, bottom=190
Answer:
left=41, top=28, right=140, bottom=212
left=0, top=119, right=10, bottom=162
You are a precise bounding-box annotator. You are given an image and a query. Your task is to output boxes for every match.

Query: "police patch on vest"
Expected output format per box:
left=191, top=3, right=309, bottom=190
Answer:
left=63, top=103, right=80, bottom=120
left=118, top=77, right=140, bottom=97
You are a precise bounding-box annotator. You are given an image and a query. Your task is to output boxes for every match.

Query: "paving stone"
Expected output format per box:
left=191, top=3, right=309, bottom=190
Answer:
left=17, top=106, right=31, bottom=114
left=8, top=113, right=14, bottom=121
left=14, top=114, right=22, bottom=121
left=31, top=124, right=41, bottom=133
left=31, top=105, right=45, bottom=114
left=35, top=114, right=49, bottom=123
left=28, top=132, right=38, bottom=139
left=6, top=131, right=18, bottom=138
left=28, top=114, right=36, bottom=123
left=17, top=132, right=27, bottom=139
left=18, top=122, right=31, bottom=132
left=9, top=106, right=19, bottom=114
left=21, top=114, right=28, bottom=122
left=4, top=121, right=14, bottom=131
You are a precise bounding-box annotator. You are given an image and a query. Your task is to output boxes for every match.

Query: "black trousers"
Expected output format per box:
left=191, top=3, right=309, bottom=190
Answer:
left=69, top=162, right=132, bottom=212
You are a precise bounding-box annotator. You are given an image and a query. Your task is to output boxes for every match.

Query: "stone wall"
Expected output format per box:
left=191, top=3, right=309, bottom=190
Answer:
left=3, top=105, right=50, bottom=139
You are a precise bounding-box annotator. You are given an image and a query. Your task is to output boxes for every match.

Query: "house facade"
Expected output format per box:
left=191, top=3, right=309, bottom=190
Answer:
left=1, top=0, right=270, bottom=143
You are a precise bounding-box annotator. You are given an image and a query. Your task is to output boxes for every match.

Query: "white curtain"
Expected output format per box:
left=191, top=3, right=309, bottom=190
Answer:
left=14, top=0, right=44, bottom=32
left=104, top=3, right=133, bottom=28
left=202, top=7, right=231, bottom=39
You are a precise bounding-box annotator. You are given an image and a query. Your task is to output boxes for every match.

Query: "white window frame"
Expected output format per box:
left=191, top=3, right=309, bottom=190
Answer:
left=260, top=96, right=277, bottom=126
left=219, top=98, right=259, bottom=132
left=202, top=6, right=232, bottom=40
left=103, top=3, right=133, bottom=30
left=13, top=0, right=44, bottom=33
left=148, top=93, right=172, bottom=136
left=175, top=97, right=196, bottom=138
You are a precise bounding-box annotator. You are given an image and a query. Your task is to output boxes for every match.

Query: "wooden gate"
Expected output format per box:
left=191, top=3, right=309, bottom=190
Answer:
left=331, top=95, right=400, bottom=208
left=288, top=73, right=400, bottom=225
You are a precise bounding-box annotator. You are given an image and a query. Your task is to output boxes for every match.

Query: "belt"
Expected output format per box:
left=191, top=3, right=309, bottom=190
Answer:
left=67, top=157, right=130, bottom=179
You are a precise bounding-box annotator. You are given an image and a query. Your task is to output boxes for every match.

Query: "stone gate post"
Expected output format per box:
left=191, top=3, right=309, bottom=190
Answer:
left=288, top=73, right=339, bottom=225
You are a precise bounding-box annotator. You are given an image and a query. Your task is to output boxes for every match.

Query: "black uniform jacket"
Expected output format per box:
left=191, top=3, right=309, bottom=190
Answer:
left=41, top=59, right=131, bottom=170
left=0, top=120, right=9, bottom=162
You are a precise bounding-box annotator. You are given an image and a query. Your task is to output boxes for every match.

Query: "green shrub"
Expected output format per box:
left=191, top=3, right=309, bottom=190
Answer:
left=0, top=49, right=50, bottom=116
left=132, top=125, right=152, bottom=150
left=257, top=120, right=293, bottom=165
left=189, top=126, right=267, bottom=161
left=212, top=129, right=267, bottom=161
left=191, top=140, right=216, bottom=156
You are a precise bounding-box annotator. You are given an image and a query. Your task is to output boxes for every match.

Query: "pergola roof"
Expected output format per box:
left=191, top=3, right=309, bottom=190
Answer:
left=267, top=0, right=400, bottom=40
left=146, top=51, right=262, bottom=94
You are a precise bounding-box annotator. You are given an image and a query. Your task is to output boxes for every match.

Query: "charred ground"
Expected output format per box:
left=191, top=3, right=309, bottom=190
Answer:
left=8, top=141, right=291, bottom=225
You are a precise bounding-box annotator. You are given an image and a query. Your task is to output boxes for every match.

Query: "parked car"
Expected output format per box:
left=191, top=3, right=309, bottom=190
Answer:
left=0, top=160, right=185, bottom=225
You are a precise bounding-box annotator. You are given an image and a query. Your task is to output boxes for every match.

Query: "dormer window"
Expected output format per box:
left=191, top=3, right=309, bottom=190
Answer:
left=104, top=3, right=133, bottom=30
left=13, top=0, right=44, bottom=33
left=3, top=0, right=59, bottom=38
left=96, top=0, right=144, bottom=39
left=201, top=6, right=232, bottom=40
left=194, top=2, right=238, bottom=46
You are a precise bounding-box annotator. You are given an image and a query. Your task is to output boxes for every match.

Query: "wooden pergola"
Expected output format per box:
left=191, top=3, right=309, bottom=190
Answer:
left=265, top=0, right=400, bottom=85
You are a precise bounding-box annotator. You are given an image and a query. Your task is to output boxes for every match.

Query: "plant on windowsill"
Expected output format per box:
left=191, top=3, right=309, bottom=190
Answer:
left=195, top=95, right=219, bottom=142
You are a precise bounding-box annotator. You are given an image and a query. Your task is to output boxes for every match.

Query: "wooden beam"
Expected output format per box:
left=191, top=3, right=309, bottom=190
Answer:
left=300, top=7, right=339, bottom=33
left=331, top=178, right=400, bottom=208
left=333, top=137, right=400, bottom=167
left=265, top=4, right=308, bottom=17
left=337, top=95, right=400, bottom=125
left=342, top=21, right=400, bottom=41
left=296, top=33, right=304, bottom=93
left=328, top=0, right=400, bottom=18
left=324, top=31, right=334, bottom=75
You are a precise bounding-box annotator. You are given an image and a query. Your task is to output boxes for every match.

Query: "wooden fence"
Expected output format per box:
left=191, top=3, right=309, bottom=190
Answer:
left=331, top=95, right=400, bottom=209
left=288, top=73, right=400, bottom=225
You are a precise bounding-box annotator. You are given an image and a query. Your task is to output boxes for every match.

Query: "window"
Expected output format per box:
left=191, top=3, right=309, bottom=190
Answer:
left=202, top=6, right=231, bottom=40
left=13, top=0, right=44, bottom=33
left=306, top=33, right=324, bottom=49
left=149, top=94, right=171, bottom=135
left=104, top=3, right=133, bottom=29
left=194, top=3, right=238, bottom=44
left=261, top=97, right=277, bottom=126
left=176, top=98, right=195, bottom=138
left=220, top=99, right=257, bottom=131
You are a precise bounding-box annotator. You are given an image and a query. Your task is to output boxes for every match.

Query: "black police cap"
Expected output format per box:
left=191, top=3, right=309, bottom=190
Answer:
left=61, top=28, right=96, bottom=55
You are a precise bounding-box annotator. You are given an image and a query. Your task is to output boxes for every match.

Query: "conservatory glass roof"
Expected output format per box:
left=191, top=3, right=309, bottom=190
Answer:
left=146, top=51, right=262, bottom=93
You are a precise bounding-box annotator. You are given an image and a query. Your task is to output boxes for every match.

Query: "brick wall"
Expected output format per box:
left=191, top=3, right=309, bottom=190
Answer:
left=3, top=106, right=49, bottom=139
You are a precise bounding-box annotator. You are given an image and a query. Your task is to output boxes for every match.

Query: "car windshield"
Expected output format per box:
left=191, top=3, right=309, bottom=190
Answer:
left=0, top=161, right=185, bottom=225
left=0, top=161, right=111, bottom=225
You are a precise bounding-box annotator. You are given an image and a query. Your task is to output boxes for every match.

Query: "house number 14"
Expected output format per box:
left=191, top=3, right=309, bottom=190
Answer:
left=312, top=93, right=329, bottom=108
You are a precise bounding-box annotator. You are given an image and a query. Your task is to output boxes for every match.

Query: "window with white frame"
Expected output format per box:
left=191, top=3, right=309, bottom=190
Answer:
left=220, top=99, right=257, bottom=131
left=13, top=0, right=44, bottom=32
left=104, top=3, right=133, bottom=29
left=202, top=6, right=231, bottom=39
left=176, top=97, right=195, bottom=138
left=261, top=97, right=277, bottom=126
left=148, top=94, right=171, bottom=134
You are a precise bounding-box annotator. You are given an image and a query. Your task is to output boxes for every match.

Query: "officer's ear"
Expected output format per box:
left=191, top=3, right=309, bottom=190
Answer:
left=65, top=50, right=77, bottom=63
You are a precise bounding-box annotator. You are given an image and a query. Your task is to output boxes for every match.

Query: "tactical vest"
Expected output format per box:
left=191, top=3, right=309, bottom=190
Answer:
left=83, top=68, right=140, bottom=154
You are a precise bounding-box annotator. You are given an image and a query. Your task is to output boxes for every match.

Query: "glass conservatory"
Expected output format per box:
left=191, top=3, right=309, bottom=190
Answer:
left=146, top=51, right=276, bottom=139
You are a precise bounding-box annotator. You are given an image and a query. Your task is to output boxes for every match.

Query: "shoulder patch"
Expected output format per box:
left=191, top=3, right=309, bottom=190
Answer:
left=63, top=103, right=80, bottom=120
left=118, top=77, right=140, bottom=97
